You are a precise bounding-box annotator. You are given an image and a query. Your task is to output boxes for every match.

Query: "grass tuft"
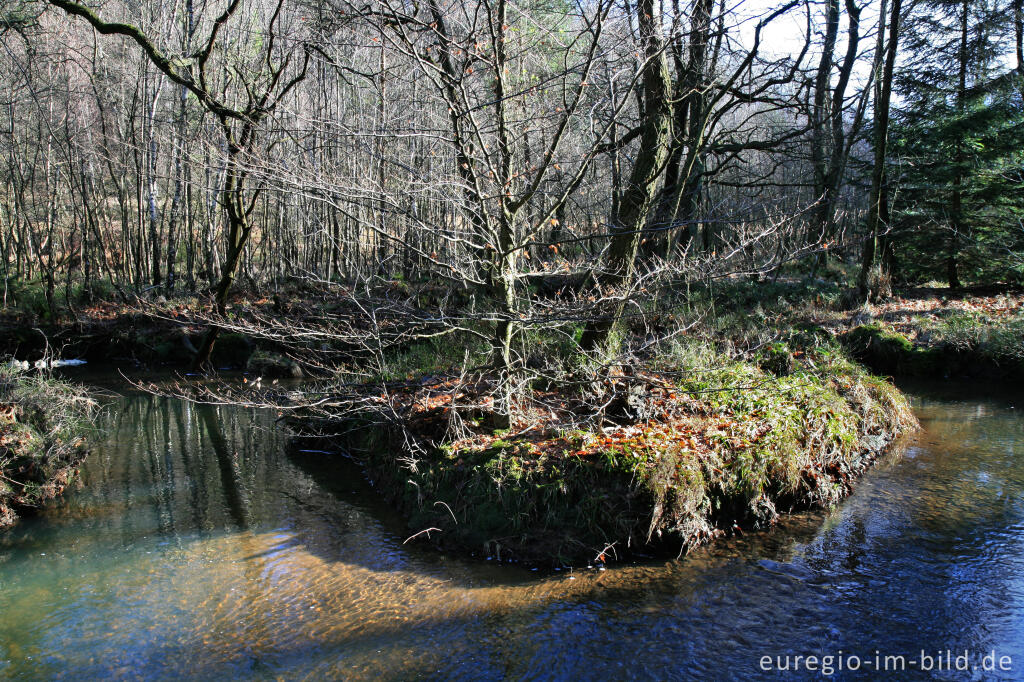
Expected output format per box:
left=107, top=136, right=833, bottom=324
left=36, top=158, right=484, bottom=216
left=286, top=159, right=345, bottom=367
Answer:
left=0, top=364, right=96, bottom=528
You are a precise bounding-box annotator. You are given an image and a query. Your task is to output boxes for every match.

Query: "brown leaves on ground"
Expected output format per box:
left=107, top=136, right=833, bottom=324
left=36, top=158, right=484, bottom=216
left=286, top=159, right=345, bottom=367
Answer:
left=381, top=372, right=772, bottom=469
left=869, top=291, right=1023, bottom=329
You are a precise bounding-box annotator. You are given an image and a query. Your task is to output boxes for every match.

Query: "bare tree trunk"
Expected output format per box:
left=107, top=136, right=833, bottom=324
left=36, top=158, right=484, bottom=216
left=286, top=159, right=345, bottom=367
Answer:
left=858, top=0, right=901, bottom=302
left=580, top=0, right=673, bottom=354
left=193, top=127, right=254, bottom=369
left=651, top=0, right=712, bottom=257
left=812, top=0, right=861, bottom=276
left=811, top=0, right=840, bottom=246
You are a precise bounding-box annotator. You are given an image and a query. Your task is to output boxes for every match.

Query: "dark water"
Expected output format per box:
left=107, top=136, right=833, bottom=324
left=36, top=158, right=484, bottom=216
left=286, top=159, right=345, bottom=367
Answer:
left=0, top=382, right=1022, bottom=680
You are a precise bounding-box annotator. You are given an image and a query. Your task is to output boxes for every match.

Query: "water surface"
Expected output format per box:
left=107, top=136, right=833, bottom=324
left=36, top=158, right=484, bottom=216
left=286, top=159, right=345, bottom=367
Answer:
left=0, top=382, right=1021, bottom=680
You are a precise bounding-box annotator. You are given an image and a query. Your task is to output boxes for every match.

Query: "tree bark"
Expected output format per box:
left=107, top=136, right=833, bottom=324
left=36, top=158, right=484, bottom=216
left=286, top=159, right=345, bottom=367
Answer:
left=580, top=0, right=673, bottom=354
left=858, top=0, right=901, bottom=302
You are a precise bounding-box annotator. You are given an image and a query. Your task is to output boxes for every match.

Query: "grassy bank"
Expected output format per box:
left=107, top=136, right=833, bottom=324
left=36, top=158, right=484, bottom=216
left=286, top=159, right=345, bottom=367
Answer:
left=838, top=290, right=1024, bottom=380
left=4, top=275, right=1020, bottom=383
left=661, top=275, right=1024, bottom=382
left=0, top=367, right=96, bottom=529
left=1, top=274, right=953, bottom=561
left=305, top=343, right=916, bottom=565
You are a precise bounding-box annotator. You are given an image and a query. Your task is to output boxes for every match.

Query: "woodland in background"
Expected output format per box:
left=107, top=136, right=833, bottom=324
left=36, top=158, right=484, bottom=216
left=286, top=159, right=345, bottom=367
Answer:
left=0, top=0, right=1021, bottom=380
left=1, top=0, right=1021, bottom=561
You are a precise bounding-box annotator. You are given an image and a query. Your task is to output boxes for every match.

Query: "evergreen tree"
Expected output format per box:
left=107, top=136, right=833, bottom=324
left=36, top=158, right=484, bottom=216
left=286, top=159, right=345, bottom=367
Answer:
left=888, top=0, right=1024, bottom=285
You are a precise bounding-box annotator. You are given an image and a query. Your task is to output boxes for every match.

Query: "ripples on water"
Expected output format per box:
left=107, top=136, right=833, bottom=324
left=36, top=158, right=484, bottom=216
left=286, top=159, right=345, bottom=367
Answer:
left=0, top=382, right=1021, bottom=680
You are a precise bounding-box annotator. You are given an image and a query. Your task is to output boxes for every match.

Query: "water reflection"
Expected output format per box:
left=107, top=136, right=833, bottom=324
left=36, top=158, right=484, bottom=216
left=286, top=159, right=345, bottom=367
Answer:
left=0, top=384, right=1021, bottom=680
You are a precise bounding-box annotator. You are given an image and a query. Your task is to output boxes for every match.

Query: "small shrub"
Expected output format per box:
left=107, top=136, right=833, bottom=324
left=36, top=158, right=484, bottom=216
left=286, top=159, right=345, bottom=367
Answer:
left=0, top=364, right=96, bottom=527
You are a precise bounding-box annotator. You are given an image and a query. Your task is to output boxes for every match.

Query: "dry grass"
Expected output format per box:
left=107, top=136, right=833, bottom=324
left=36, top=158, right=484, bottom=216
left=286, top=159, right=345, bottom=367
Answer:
left=0, top=365, right=97, bottom=528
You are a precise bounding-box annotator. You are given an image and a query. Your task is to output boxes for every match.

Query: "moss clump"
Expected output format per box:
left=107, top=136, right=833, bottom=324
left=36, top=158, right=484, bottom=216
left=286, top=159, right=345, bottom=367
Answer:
left=843, top=323, right=934, bottom=375
left=0, top=365, right=96, bottom=528
left=317, top=346, right=916, bottom=565
left=661, top=348, right=916, bottom=531
left=843, top=315, right=1024, bottom=380
left=756, top=342, right=795, bottom=376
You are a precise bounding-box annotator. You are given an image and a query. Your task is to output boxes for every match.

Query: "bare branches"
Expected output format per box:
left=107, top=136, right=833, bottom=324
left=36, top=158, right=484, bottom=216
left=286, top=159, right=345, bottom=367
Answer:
left=47, top=0, right=246, bottom=122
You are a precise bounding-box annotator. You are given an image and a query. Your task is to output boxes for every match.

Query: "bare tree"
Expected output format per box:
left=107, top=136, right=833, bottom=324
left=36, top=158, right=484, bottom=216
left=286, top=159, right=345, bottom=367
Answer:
left=46, top=0, right=311, bottom=367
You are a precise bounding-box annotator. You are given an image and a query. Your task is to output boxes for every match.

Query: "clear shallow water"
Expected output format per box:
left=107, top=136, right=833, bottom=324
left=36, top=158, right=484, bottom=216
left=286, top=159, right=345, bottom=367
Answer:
left=0, top=382, right=1022, bottom=680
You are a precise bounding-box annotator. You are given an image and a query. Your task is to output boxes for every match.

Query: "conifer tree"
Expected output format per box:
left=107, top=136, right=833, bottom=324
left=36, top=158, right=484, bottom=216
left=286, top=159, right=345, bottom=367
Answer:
left=888, top=0, right=1024, bottom=285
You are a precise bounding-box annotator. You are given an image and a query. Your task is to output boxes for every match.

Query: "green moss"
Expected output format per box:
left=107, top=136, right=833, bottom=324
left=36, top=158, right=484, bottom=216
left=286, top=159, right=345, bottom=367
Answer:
left=323, top=345, right=916, bottom=565
left=756, top=342, right=795, bottom=376
left=843, top=324, right=933, bottom=375
left=846, top=323, right=913, bottom=353
left=843, top=316, right=1024, bottom=379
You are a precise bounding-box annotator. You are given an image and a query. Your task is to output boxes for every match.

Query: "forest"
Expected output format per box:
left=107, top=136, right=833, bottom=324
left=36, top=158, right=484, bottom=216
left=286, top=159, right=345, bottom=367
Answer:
left=2, top=0, right=1024, bottom=676
left=1, top=0, right=1023, bottom=557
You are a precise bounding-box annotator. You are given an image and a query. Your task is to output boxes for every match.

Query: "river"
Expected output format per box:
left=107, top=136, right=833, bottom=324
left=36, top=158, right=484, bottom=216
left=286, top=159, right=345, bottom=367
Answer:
left=0, top=380, right=1021, bottom=680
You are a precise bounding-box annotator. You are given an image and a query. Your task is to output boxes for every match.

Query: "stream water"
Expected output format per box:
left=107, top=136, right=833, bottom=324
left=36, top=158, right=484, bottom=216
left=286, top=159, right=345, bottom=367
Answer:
left=0, top=380, right=1022, bottom=680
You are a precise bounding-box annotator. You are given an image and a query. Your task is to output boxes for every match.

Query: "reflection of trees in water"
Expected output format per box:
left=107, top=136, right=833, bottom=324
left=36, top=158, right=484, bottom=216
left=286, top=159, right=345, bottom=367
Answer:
left=198, top=404, right=249, bottom=530
left=8, top=393, right=1024, bottom=680
left=912, top=401, right=1024, bottom=533
left=92, top=396, right=286, bottom=537
left=174, top=399, right=210, bottom=532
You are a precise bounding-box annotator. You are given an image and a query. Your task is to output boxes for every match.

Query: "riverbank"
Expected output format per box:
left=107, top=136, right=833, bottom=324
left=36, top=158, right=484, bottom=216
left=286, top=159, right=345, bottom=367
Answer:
left=0, top=279, right=422, bottom=374
left=0, top=302, right=251, bottom=370
left=838, top=288, right=1024, bottom=380
left=0, top=383, right=1019, bottom=679
left=9, top=277, right=1002, bottom=562
left=0, top=368, right=96, bottom=529
left=298, top=345, right=917, bottom=565
left=3, top=279, right=1020, bottom=383
left=675, top=278, right=1024, bottom=382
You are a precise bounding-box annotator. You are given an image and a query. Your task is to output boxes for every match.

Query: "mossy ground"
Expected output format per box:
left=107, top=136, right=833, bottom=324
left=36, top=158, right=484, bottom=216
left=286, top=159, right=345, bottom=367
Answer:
left=839, top=294, right=1024, bottom=379
left=667, top=275, right=1024, bottom=382
left=316, top=344, right=916, bottom=566
left=0, top=367, right=95, bottom=529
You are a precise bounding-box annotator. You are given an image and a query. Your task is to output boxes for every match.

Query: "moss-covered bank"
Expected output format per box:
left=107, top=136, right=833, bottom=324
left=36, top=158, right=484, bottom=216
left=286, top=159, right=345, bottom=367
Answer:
left=842, top=320, right=1024, bottom=380
left=302, top=347, right=916, bottom=565
left=0, top=367, right=95, bottom=529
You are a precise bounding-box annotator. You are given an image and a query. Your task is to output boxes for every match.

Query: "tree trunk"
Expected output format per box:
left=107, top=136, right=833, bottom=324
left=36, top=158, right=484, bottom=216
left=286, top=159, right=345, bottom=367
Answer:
left=858, top=0, right=901, bottom=302
left=192, top=128, right=253, bottom=370
left=948, top=0, right=969, bottom=289
left=813, top=0, right=861, bottom=276
left=650, top=0, right=712, bottom=257
left=811, top=0, right=840, bottom=246
left=580, top=0, right=673, bottom=354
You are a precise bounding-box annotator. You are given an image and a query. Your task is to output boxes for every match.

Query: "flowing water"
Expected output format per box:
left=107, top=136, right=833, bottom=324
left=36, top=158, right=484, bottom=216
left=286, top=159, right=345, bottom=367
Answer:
left=0, top=381, right=1022, bottom=680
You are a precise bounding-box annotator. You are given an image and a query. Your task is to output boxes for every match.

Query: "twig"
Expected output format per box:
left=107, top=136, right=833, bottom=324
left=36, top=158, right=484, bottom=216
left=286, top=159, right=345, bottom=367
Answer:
left=434, top=500, right=458, bottom=525
left=403, top=527, right=442, bottom=544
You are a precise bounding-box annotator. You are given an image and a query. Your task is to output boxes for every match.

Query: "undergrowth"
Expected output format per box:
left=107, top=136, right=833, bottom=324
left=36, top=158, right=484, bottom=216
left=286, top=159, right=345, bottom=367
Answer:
left=0, top=365, right=96, bottom=528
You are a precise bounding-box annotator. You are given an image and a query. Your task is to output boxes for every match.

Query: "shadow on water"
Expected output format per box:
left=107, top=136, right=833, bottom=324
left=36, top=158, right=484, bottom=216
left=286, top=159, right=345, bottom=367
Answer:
left=0, top=381, right=1022, bottom=680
